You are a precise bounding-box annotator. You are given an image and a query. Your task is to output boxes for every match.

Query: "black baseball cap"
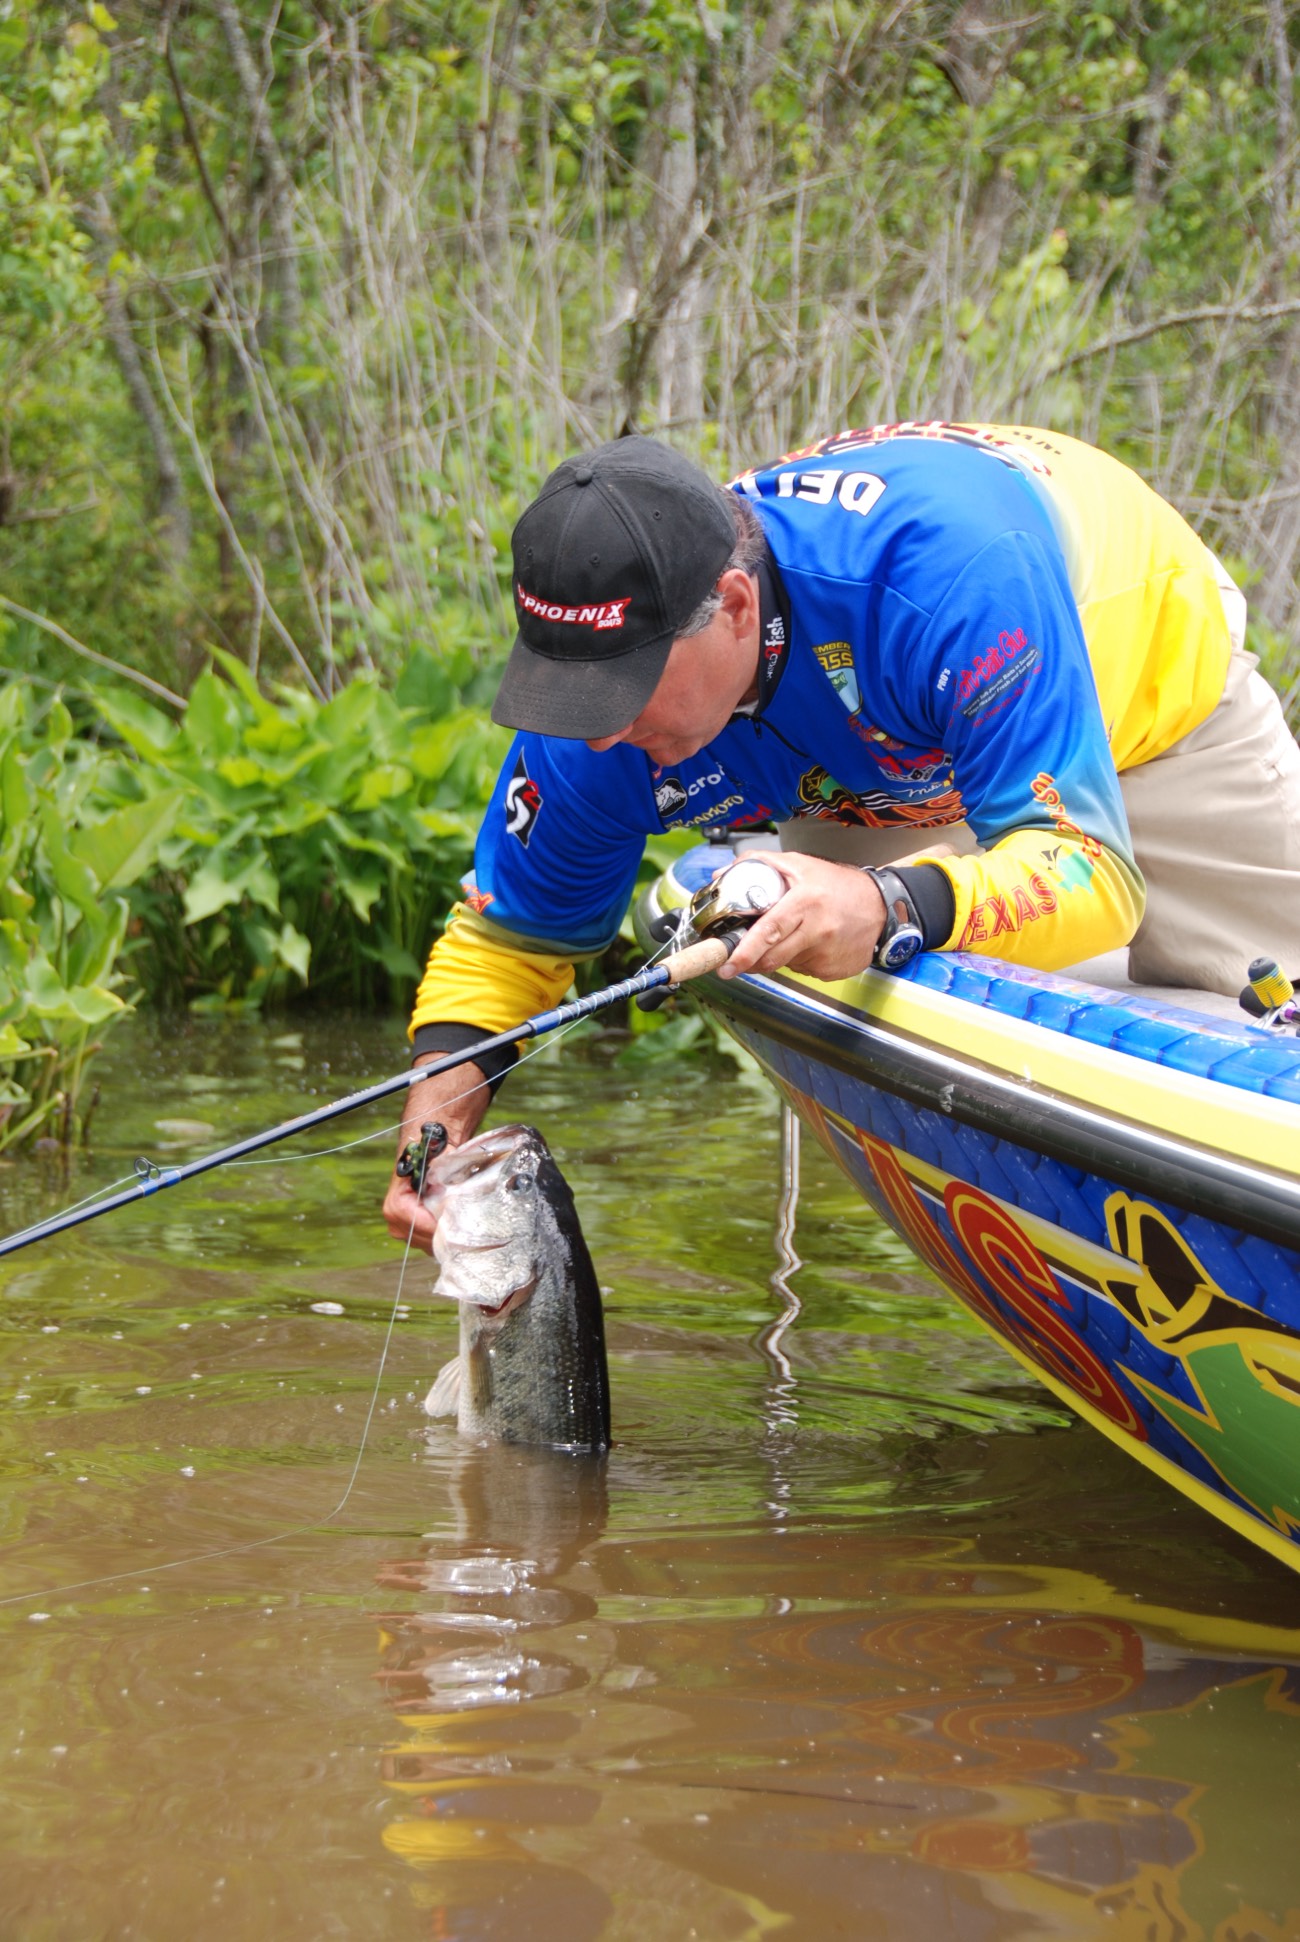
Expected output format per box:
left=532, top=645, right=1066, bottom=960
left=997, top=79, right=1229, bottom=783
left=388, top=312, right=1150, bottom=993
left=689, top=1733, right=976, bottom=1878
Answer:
left=492, top=437, right=736, bottom=739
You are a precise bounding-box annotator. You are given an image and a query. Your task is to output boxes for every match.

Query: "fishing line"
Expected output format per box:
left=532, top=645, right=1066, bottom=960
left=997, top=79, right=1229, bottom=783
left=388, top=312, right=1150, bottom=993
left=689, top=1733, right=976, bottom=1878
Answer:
left=0, top=1215, right=420, bottom=1615
left=209, top=1001, right=607, bottom=1170
left=0, top=997, right=617, bottom=1614
left=7, top=1167, right=166, bottom=1248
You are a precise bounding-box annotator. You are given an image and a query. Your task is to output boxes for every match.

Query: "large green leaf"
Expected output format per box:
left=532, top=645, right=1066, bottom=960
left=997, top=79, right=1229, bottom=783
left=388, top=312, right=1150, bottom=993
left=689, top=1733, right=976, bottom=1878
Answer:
left=208, top=647, right=283, bottom=724
left=179, top=671, right=241, bottom=760
left=353, top=762, right=413, bottom=810
left=182, top=853, right=274, bottom=924
left=334, top=860, right=386, bottom=921
left=0, top=745, right=32, bottom=834
left=0, top=1022, right=35, bottom=1060
left=65, top=897, right=129, bottom=991
left=68, top=789, right=185, bottom=890
left=274, top=922, right=311, bottom=982
left=317, top=680, right=381, bottom=747
left=38, top=800, right=101, bottom=914
left=95, top=690, right=178, bottom=758
left=24, top=953, right=126, bottom=1025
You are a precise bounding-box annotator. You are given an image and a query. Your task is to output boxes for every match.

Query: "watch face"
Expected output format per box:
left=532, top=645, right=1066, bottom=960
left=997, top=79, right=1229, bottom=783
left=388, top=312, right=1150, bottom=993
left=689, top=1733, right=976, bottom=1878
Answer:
left=876, top=923, right=923, bottom=971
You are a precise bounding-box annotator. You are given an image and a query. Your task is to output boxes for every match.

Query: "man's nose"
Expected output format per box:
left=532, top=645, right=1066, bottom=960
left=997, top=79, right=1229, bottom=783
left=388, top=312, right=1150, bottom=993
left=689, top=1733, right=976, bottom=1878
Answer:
left=585, top=730, right=626, bottom=753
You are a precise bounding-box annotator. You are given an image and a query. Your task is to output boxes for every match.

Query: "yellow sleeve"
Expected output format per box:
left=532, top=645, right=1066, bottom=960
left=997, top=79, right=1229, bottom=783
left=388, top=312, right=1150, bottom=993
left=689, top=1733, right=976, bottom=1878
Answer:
left=922, top=829, right=1146, bottom=969
left=409, top=903, right=576, bottom=1041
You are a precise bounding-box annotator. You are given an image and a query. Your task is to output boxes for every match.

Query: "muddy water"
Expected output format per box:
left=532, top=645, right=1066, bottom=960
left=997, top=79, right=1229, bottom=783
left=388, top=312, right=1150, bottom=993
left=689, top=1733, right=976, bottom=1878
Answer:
left=1, top=1016, right=1299, bottom=1941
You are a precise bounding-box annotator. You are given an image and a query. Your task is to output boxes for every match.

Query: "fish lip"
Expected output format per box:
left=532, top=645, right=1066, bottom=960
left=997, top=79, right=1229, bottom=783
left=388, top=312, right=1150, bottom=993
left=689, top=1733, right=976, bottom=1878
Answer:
left=422, top=1123, right=537, bottom=1191
left=460, top=1274, right=538, bottom=1320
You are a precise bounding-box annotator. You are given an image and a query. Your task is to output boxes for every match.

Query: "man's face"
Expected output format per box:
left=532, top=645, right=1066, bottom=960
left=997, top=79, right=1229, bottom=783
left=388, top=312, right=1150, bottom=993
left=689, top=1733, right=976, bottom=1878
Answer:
left=584, top=569, right=761, bottom=768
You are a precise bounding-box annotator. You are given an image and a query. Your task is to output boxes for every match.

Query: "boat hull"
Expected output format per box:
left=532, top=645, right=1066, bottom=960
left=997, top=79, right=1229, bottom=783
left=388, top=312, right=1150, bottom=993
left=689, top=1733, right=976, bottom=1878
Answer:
left=640, top=851, right=1300, bottom=1574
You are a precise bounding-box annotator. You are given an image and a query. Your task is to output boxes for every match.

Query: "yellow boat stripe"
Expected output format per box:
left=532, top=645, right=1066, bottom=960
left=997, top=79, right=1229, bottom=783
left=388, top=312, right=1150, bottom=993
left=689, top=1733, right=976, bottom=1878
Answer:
left=780, top=964, right=1300, bottom=1178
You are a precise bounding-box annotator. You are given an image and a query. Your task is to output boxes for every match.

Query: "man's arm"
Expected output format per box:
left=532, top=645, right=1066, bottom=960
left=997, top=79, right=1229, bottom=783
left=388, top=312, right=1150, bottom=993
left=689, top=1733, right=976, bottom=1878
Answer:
left=727, top=528, right=1143, bottom=981
left=381, top=1049, right=493, bottom=1253
left=384, top=731, right=651, bottom=1249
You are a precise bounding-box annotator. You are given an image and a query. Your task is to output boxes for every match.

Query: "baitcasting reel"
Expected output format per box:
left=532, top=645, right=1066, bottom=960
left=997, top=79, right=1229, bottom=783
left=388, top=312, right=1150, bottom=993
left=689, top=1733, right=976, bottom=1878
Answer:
left=638, top=859, right=786, bottom=1010
left=684, top=857, right=786, bottom=942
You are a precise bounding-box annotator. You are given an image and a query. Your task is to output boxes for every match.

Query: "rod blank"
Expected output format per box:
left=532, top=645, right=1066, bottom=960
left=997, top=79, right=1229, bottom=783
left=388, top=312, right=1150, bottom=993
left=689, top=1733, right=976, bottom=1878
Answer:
left=0, top=954, right=695, bottom=1260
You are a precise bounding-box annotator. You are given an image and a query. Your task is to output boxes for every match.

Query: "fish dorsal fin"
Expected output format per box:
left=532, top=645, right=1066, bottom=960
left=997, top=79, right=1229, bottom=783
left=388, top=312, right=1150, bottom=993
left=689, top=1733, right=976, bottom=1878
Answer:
left=423, top=1357, right=461, bottom=1418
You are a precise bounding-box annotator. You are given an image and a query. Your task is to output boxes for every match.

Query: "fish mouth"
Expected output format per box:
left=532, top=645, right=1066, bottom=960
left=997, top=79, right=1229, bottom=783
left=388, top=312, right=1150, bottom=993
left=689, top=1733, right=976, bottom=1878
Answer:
left=421, top=1123, right=542, bottom=1223
left=463, top=1274, right=538, bottom=1321
left=423, top=1123, right=537, bottom=1193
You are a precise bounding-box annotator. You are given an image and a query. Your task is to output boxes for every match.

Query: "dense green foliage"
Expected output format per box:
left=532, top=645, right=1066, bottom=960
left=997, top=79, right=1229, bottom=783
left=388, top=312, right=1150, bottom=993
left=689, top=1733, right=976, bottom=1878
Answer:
left=98, top=648, right=505, bottom=1009
left=5, top=0, right=1300, bottom=700
left=0, top=652, right=505, bottom=1139
left=0, top=686, right=142, bottom=1149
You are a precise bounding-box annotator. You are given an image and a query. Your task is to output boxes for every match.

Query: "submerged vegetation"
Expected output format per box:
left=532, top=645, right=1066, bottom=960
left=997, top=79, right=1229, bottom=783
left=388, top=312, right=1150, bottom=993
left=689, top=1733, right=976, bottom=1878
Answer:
left=3, top=0, right=1300, bottom=1139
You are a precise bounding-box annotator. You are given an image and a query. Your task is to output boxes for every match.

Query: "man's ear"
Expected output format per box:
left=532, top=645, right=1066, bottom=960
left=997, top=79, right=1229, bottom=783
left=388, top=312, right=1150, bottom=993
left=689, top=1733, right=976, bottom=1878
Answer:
left=717, top=567, right=759, bottom=629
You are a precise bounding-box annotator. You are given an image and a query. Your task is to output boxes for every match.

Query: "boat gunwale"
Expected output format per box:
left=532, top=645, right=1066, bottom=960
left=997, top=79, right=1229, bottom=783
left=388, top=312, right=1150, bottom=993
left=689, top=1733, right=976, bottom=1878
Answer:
left=635, top=879, right=1300, bottom=1255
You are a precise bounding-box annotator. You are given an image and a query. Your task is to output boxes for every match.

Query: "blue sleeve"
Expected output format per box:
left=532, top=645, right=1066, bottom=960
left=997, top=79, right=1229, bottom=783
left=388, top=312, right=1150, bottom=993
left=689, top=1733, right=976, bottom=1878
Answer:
left=472, top=733, right=651, bottom=953
left=870, top=529, right=1135, bottom=868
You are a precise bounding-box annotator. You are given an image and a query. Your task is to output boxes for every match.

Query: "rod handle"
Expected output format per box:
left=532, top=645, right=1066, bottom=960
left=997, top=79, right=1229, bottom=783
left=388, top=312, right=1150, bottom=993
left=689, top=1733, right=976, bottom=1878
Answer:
left=659, top=934, right=734, bottom=984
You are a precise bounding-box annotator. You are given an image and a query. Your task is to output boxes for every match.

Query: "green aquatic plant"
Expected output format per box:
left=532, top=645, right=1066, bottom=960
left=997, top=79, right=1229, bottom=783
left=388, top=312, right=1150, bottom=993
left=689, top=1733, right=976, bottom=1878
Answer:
left=96, top=649, right=508, bottom=1011
left=0, top=684, right=176, bottom=1150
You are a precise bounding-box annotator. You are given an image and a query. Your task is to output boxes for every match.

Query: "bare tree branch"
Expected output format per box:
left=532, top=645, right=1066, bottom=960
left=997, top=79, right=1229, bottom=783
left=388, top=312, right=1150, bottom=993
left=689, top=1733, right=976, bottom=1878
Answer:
left=210, top=0, right=301, bottom=335
left=0, top=596, right=185, bottom=708
left=1042, top=297, right=1300, bottom=375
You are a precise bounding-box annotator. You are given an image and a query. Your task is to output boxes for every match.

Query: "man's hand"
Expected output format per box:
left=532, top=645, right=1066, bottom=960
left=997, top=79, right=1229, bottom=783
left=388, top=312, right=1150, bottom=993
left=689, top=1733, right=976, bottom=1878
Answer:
left=381, top=1054, right=494, bottom=1253
left=717, top=850, right=887, bottom=983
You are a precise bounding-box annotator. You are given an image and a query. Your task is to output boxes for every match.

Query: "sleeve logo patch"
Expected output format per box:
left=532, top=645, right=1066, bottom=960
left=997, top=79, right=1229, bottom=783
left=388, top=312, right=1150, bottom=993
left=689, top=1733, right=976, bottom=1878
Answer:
left=956, top=631, right=1041, bottom=720
left=654, top=777, right=689, bottom=820
left=505, top=751, right=543, bottom=847
left=812, top=641, right=861, bottom=714
left=516, top=584, right=632, bottom=630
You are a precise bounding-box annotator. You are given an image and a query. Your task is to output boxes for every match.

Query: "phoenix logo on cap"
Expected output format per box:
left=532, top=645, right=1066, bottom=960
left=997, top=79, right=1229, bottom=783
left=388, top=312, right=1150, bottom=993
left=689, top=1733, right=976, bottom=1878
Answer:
left=516, top=584, right=632, bottom=631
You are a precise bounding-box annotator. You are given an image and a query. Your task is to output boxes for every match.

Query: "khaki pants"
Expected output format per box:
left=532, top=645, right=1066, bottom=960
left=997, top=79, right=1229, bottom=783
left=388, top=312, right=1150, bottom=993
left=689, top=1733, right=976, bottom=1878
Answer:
left=780, top=641, right=1300, bottom=999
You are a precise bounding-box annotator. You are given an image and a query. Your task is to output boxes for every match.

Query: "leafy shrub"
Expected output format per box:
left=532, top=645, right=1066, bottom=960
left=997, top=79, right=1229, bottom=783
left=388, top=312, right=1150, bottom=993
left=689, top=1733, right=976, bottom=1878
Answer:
left=91, top=649, right=509, bottom=1011
left=0, top=685, right=174, bottom=1150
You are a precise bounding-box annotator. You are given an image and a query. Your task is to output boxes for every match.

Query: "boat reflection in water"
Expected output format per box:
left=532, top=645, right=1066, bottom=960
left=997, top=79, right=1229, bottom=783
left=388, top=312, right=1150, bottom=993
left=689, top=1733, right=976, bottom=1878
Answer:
left=371, top=1435, right=1300, bottom=1939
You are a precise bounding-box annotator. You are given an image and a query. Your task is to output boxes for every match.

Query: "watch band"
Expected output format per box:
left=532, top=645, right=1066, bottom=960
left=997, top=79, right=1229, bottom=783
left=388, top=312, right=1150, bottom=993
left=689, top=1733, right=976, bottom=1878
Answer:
left=861, top=866, right=925, bottom=971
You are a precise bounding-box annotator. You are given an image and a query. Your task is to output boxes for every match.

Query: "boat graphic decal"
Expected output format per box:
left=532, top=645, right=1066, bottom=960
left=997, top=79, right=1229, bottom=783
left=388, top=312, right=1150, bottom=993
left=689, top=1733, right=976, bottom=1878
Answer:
left=1100, top=1195, right=1300, bottom=1540
left=776, top=1076, right=1300, bottom=1540
left=853, top=1127, right=1145, bottom=1437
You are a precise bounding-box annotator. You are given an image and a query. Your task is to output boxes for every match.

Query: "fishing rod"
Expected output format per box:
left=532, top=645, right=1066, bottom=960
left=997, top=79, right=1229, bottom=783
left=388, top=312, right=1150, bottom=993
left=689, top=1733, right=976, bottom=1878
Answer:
left=0, top=928, right=740, bottom=1262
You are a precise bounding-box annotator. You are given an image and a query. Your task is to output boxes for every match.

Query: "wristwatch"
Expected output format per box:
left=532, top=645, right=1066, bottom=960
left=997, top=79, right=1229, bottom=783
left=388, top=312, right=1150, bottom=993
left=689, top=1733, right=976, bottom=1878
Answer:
left=861, top=866, right=925, bottom=971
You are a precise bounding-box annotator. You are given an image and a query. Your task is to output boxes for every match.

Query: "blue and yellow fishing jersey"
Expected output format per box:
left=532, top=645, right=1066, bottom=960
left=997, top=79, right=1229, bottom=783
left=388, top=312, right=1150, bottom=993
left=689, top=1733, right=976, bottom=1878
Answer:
left=412, top=424, right=1232, bottom=1040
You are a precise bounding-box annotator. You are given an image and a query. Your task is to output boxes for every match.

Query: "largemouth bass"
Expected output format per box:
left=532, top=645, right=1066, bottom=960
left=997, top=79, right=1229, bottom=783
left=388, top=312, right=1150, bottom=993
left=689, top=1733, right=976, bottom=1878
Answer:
left=421, top=1124, right=611, bottom=1453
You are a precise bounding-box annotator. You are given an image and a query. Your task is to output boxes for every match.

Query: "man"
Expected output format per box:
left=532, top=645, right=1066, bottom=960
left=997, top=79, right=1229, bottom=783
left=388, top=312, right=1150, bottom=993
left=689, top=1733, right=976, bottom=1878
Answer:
left=384, top=425, right=1300, bottom=1250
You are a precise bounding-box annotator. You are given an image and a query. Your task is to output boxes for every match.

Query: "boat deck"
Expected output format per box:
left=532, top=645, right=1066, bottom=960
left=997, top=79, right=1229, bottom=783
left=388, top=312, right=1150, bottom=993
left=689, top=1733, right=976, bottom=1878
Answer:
left=1063, top=950, right=1245, bottom=1023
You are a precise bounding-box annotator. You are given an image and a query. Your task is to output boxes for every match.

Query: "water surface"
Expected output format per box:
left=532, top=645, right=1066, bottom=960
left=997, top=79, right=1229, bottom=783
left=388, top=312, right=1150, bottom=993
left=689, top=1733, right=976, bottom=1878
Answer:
left=1, top=1015, right=1298, bottom=1939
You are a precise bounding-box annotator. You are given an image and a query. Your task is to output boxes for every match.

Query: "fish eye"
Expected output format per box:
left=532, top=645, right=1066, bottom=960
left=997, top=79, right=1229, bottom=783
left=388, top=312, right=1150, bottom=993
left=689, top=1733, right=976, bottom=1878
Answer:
left=504, top=1173, right=532, bottom=1195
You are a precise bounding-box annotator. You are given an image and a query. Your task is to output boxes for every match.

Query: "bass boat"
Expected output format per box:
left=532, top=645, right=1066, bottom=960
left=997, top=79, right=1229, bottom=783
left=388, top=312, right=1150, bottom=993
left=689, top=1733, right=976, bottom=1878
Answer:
left=637, top=844, right=1300, bottom=1576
